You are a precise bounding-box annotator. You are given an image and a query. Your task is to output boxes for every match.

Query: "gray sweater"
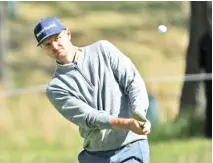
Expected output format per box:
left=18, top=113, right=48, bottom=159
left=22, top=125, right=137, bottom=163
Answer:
left=46, top=40, right=149, bottom=151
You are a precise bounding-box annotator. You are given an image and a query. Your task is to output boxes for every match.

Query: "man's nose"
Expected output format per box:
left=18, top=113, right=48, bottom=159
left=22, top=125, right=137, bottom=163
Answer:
left=51, top=41, right=59, bottom=50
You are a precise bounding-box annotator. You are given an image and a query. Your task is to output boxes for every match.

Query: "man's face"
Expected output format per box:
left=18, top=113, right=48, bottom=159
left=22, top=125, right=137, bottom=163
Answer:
left=40, top=28, right=72, bottom=60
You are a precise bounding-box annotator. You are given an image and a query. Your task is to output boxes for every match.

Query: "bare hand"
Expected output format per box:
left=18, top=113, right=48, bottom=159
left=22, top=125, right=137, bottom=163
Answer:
left=128, top=118, right=151, bottom=135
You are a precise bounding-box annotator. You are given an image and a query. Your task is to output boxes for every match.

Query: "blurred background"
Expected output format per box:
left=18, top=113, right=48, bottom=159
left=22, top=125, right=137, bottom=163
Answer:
left=0, top=1, right=212, bottom=163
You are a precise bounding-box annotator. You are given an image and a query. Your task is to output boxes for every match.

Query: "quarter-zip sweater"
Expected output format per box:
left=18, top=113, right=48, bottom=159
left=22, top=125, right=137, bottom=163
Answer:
left=46, top=40, right=149, bottom=151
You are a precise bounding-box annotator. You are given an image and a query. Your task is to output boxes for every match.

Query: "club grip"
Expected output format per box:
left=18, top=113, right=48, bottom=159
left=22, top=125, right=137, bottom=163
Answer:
left=132, top=111, right=147, bottom=122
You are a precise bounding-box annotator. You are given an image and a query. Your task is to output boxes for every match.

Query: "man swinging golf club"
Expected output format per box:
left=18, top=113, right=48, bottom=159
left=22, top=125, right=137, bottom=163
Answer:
left=34, top=16, right=151, bottom=163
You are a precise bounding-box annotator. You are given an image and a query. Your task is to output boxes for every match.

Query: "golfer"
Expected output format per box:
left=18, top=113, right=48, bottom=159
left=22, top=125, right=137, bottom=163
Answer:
left=34, top=17, right=151, bottom=163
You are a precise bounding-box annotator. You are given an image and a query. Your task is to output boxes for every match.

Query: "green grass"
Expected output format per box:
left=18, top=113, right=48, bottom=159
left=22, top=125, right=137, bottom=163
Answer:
left=0, top=138, right=211, bottom=163
left=150, top=139, right=211, bottom=163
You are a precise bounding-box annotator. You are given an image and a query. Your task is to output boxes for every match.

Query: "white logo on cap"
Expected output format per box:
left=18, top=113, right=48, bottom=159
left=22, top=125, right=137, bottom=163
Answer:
left=36, top=24, right=56, bottom=37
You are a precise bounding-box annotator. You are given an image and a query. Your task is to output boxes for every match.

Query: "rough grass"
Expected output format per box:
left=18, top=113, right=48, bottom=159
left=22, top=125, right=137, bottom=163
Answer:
left=0, top=137, right=211, bottom=163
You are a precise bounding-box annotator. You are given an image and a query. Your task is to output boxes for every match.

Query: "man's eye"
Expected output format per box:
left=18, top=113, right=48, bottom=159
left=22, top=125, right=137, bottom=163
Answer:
left=45, top=43, right=51, bottom=47
left=56, top=36, right=62, bottom=40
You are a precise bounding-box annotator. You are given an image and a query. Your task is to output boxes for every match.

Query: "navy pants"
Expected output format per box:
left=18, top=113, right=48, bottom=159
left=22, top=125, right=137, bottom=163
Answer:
left=78, top=139, right=150, bottom=163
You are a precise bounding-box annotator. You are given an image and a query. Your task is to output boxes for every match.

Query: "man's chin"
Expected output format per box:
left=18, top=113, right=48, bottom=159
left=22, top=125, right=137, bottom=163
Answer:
left=56, top=53, right=66, bottom=60
left=55, top=52, right=65, bottom=57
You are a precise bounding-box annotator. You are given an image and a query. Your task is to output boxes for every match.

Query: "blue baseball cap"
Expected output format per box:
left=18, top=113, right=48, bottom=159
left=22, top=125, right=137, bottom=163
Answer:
left=34, top=17, right=66, bottom=46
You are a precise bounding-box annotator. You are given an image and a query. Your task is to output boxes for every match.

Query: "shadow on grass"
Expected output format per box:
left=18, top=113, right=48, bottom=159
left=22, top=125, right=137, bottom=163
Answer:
left=74, top=1, right=187, bottom=28
left=74, top=1, right=180, bottom=14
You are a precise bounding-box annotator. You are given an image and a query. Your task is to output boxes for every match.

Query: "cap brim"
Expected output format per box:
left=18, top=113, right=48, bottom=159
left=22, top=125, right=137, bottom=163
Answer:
left=36, top=28, right=65, bottom=47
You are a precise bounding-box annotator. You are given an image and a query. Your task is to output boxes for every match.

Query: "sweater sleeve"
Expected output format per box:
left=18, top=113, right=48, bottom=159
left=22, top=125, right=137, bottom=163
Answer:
left=101, top=40, right=149, bottom=118
left=46, top=86, right=113, bottom=130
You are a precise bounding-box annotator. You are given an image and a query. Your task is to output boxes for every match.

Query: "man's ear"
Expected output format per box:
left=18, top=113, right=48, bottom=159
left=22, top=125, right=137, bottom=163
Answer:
left=66, top=28, right=71, bottom=40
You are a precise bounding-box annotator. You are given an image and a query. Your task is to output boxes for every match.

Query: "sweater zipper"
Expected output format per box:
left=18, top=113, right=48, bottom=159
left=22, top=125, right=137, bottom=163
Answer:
left=74, top=62, right=94, bottom=88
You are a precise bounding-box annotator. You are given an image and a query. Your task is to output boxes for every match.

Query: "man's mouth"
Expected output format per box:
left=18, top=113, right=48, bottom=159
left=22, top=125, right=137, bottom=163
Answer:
left=55, top=50, right=63, bottom=56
